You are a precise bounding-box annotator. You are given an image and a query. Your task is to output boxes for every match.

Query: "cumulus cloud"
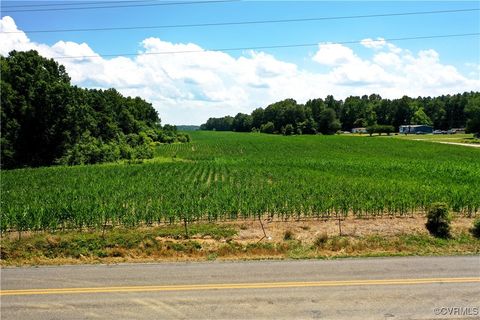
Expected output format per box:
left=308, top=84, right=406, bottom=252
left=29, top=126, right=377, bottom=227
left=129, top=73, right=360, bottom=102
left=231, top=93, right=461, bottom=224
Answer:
left=313, top=43, right=360, bottom=66
left=373, top=52, right=402, bottom=68
left=1, top=16, right=31, bottom=54
left=360, top=37, right=387, bottom=49
left=1, top=16, right=479, bottom=124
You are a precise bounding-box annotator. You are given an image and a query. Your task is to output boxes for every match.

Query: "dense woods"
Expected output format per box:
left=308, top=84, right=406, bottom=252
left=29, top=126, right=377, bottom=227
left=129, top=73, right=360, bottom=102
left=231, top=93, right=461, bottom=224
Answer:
left=1, top=50, right=189, bottom=169
left=200, top=93, right=480, bottom=136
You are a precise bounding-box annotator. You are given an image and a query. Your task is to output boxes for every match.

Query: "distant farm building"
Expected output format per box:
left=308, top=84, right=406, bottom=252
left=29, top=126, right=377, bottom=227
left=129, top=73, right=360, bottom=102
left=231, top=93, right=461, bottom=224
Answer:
left=352, top=127, right=367, bottom=134
left=399, top=125, right=433, bottom=134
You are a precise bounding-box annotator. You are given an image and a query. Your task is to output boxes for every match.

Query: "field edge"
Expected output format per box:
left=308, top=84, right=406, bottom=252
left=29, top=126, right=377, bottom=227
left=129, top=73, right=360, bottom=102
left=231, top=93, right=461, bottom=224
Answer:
left=2, top=218, right=479, bottom=267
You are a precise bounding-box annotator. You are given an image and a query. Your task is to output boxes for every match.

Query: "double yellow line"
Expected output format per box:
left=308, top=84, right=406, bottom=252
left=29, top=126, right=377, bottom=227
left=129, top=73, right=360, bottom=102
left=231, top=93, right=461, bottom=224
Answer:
left=1, top=277, right=479, bottom=296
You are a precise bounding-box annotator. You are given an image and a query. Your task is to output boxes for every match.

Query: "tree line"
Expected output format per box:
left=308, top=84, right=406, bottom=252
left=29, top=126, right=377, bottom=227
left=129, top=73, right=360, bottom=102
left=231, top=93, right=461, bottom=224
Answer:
left=200, top=93, right=480, bottom=136
left=1, top=50, right=190, bottom=169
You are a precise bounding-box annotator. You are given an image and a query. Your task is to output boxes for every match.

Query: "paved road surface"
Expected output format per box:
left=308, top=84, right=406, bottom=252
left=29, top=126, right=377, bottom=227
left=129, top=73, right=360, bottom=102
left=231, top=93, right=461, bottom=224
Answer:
left=1, top=256, right=479, bottom=319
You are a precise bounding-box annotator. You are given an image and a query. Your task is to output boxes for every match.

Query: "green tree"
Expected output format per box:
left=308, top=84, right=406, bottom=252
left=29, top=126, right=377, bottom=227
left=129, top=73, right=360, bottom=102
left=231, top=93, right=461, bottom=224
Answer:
left=465, top=95, right=480, bottom=137
left=232, top=113, right=253, bottom=132
left=283, top=124, right=294, bottom=136
left=318, top=109, right=341, bottom=135
left=444, top=94, right=468, bottom=129
left=424, top=98, right=446, bottom=129
left=305, top=98, right=325, bottom=125
left=201, top=116, right=233, bottom=131
left=1, top=50, right=72, bottom=167
left=251, top=108, right=264, bottom=129
left=1, top=50, right=183, bottom=168
left=341, top=96, right=367, bottom=131
left=411, top=107, right=433, bottom=125
left=299, top=117, right=317, bottom=134
left=353, top=118, right=367, bottom=128
left=366, top=125, right=395, bottom=136
left=199, top=92, right=477, bottom=139
left=391, top=96, right=415, bottom=130
left=260, top=122, right=275, bottom=134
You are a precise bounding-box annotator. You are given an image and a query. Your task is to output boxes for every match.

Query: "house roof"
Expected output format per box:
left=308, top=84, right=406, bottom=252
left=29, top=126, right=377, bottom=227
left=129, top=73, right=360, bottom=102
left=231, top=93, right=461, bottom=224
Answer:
left=399, top=125, right=432, bottom=128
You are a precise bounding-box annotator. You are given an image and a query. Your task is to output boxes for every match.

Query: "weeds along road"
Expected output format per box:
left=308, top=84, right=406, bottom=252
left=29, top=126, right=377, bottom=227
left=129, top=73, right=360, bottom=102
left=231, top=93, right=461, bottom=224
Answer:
left=1, top=256, right=479, bottom=319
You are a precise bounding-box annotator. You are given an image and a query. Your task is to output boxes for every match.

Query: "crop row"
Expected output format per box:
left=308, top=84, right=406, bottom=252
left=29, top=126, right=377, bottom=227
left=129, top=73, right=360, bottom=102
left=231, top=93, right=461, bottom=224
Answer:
left=2, top=132, right=479, bottom=234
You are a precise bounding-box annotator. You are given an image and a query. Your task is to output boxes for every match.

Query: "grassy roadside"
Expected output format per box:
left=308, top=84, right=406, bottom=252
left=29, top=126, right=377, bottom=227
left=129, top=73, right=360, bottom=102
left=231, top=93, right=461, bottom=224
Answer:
left=1, top=222, right=479, bottom=266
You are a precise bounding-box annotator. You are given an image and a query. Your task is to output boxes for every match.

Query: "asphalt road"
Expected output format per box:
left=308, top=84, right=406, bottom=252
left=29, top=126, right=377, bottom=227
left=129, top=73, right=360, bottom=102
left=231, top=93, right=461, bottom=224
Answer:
left=1, top=256, right=479, bottom=319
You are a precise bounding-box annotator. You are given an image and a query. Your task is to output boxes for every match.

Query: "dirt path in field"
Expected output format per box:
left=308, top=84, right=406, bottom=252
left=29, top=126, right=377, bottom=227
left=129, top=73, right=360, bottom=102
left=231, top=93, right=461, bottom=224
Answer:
left=413, top=139, right=480, bottom=148
left=436, top=141, right=480, bottom=148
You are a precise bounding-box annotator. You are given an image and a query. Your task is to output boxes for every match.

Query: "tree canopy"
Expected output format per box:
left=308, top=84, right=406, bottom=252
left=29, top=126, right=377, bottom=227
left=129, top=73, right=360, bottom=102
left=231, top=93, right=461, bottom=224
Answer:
left=201, top=92, right=480, bottom=136
left=465, top=95, right=480, bottom=137
left=1, top=50, right=189, bottom=169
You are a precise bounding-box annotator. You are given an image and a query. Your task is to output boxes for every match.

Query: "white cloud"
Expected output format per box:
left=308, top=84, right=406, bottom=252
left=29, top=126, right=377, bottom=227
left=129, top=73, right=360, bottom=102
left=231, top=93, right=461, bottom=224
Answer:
left=313, top=43, right=360, bottom=66
left=0, top=16, right=31, bottom=55
left=465, top=62, right=480, bottom=78
left=361, top=37, right=387, bottom=50
left=1, top=16, right=479, bottom=124
left=373, top=52, right=402, bottom=68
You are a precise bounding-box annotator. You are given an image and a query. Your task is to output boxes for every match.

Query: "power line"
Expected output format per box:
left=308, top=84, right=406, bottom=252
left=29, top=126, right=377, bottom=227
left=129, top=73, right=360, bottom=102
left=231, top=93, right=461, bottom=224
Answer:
left=1, top=0, right=238, bottom=13
left=2, top=8, right=478, bottom=34
left=1, top=0, right=163, bottom=9
left=46, top=32, right=480, bottom=60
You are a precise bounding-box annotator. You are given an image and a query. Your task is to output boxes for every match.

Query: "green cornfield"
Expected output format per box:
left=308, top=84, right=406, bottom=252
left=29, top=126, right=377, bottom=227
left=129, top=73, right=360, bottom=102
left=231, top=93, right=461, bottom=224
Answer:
left=2, top=131, right=479, bottom=233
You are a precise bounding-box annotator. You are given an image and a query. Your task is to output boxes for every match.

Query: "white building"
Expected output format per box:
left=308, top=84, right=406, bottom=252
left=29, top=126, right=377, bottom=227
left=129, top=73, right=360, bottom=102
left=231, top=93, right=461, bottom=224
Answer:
left=352, top=127, right=367, bottom=134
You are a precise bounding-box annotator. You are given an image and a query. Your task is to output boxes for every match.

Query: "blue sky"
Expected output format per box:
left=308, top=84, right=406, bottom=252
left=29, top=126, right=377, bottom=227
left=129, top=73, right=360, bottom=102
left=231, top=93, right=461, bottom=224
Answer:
left=1, top=1, right=479, bottom=124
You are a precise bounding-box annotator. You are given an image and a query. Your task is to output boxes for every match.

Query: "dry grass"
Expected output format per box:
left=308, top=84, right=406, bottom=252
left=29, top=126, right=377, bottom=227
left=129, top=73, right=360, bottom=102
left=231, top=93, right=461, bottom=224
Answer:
left=1, top=216, right=479, bottom=266
left=232, top=215, right=474, bottom=242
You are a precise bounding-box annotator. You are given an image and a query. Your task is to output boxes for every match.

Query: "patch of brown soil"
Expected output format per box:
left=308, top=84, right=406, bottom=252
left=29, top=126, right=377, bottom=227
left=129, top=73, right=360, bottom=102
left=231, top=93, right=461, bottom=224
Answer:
left=231, top=216, right=474, bottom=242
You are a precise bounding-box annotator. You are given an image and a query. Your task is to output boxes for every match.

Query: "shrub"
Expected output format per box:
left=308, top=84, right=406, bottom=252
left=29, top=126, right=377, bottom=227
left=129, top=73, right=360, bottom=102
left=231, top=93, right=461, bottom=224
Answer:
left=471, top=219, right=480, bottom=238
left=330, top=236, right=350, bottom=251
left=283, top=124, right=294, bottom=136
left=260, top=122, right=275, bottom=134
left=176, top=133, right=190, bottom=143
left=132, top=143, right=154, bottom=160
left=283, top=230, right=294, bottom=240
left=314, top=232, right=328, bottom=247
left=425, top=203, right=452, bottom=238
left=366, top=125, right=395, bottom=136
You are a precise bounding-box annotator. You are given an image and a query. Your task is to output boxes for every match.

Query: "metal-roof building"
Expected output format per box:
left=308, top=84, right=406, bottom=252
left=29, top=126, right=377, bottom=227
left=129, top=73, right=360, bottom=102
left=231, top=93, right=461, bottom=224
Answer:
left=399, top=125, right=433, bottom=134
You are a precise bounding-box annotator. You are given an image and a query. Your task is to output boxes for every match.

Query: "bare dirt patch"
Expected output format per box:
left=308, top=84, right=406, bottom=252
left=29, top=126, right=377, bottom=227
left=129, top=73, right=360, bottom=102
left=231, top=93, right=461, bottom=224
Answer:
left=230, top=216, right=475, bottom=243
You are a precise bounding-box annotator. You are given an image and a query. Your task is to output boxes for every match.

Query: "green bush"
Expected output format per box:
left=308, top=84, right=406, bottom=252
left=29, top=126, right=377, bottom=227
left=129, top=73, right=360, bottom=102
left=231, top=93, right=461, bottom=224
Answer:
left=471, top=219, right=480, bottom=238
left=366, top=124, right=395, bottom=136
left=133, top=143, right=154, bottom=159
left=260, top=122, right=275, bottom=134
left=176, top=133, right=191, bottom=143
left=283, top=124, right=294, bottom=136
left=425, top=203, right=452, bottom=238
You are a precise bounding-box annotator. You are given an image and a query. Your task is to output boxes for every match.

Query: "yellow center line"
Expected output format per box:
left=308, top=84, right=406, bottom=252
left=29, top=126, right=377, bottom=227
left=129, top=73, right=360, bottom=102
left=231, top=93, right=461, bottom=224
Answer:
left=1, top=277, right=479, bottom=296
